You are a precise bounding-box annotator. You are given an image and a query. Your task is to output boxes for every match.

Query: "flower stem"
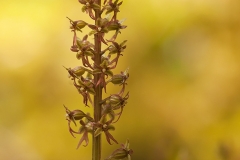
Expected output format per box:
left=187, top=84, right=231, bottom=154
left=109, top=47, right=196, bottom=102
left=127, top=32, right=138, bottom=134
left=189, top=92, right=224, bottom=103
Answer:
left=93, top=0, right=102, bottom=160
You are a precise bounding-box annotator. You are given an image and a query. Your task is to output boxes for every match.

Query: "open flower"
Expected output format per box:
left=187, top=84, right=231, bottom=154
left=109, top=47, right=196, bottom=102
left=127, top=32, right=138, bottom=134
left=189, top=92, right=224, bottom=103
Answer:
left=64, top=105, right=93, bottom=137
left=101, top=92, right=129, bottom=123
left=67, top=17, right=88, bottom=52
left=102, top=0, right=123, bottom=20
left=78, top=0, right=101, bottom=19
left=76, top=119, right=94, bottom=148
left=94, top=115, right=118, bottom=145
left=73, top=74, right=95, bottom=107
left=67, top=17, right=88, bottom=32
left=87, top=17, right=127, bottom=44
left=76, top=35, right=95, bottom=69
left=93, top=56, right=114, bottom=92
left=107, top=40, right=127, bottom=68
left=88, top=17, right=110, bottom=45
left=64, top=65, right=92, bottom=80
left=101, top=100, right=115, bottom=123
left=64, top=105, right=94, bottom=148
left=106, top=19, right=127, bottom=41
left=64, top=66, right=94, bottom=106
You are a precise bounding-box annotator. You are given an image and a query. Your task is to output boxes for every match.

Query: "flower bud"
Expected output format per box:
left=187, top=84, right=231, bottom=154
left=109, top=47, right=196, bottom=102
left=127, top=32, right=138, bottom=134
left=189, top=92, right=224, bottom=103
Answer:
left=109, top=149, right=128, bottom=159
left=107, top=23, right=119, bottom=31
left=71, top=66, right=87, bottom=77
left=65, top=105, right=88, bottom=126
left=106, top=140, right=133, bottom=160
left=106, top=70, right=113, bottom=77
left=70, top=109, right=87, bottom=121
left=67, top=17, right=87, bottom=32
left=76, top=20, right=87, bottom=30
left=109, top=94, right=121, bottom=105
left=108, top=74, right=125, bottom=85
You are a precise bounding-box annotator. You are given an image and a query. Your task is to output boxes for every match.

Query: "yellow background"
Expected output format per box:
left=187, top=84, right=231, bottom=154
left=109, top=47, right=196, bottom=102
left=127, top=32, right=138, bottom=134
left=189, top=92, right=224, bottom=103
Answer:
left=1, top=0, right=240, bottom=159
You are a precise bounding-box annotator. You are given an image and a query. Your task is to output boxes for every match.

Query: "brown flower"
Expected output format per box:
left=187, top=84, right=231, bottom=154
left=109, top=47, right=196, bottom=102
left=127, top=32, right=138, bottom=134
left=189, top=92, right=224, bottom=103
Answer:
left=94, top=115, right=118, bottom=145
left=78, top=0, right=101, bottom=19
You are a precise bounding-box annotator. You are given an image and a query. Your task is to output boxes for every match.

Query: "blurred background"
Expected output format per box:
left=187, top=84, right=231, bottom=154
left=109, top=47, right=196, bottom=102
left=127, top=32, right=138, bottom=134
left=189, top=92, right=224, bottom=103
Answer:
left=1, top=0, right=240, bottom=159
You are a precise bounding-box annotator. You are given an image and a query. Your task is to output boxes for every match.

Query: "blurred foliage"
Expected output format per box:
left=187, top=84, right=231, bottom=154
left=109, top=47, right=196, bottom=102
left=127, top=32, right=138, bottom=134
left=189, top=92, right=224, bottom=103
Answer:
left=1, top=0, right=240, bottom=159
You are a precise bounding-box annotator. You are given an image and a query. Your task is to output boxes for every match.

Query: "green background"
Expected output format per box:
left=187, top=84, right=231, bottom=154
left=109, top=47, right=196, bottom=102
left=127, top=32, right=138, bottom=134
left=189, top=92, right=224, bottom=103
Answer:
left=1, top=0, right=240, bottom=159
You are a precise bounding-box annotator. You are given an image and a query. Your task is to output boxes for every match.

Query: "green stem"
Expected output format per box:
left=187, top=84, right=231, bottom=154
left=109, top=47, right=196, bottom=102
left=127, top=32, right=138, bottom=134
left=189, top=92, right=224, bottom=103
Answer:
left=93, top=0, right=102, bottom=160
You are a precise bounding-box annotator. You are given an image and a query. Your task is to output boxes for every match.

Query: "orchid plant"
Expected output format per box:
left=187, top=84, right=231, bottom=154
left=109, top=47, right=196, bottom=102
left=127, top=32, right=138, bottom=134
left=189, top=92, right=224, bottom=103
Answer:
left=63, top=0, right=133, bottom=159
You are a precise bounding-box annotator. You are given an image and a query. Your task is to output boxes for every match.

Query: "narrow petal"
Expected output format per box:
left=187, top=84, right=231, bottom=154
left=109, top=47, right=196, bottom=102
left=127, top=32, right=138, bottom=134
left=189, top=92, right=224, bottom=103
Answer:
left=76, top=131, right=89, bottom=149
left=105, top=131, right=118, bottom=145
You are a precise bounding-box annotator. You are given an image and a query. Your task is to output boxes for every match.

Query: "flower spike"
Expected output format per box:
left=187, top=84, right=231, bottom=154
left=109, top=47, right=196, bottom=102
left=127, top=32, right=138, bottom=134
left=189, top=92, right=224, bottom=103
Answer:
left=63, top=0, right=132, bottom=158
